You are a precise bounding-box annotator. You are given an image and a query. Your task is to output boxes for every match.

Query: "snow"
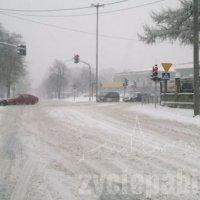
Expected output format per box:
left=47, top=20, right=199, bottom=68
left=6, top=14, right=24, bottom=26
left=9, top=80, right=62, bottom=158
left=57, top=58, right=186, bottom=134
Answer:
left=63, top=96, right=95, bottom=103
left=1, top=101, right=200, bottom=199
left=129, top=104, right=200, bottom=127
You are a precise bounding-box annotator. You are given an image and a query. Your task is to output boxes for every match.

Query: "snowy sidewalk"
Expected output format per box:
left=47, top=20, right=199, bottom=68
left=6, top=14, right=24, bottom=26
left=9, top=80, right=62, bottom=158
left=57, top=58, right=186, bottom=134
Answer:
left=129, top=104, right=200, bottom=127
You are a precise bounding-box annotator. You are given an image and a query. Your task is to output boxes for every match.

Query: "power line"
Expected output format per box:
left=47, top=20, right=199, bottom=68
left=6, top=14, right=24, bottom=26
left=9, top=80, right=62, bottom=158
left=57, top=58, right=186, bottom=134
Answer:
left=0, top=12, right=138, bottom=41
left=176, top=62, right=193, bottom=66
left=105, top=0, right=129, bottom=5
left=0, top=5, right=92, bottom=13
left=96, top=0, right=166, bottom=15
left=0, top=0, right=168, bottom=42
left=0, top=0, right=129, bottom=13
left=0, top=11, right=95, bottom=18
left=0, top=0, right=166, bottom=18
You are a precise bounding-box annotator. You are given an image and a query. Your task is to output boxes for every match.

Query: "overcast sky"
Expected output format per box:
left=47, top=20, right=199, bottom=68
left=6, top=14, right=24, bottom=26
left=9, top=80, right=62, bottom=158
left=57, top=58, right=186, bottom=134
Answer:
left=0, top=0, right=193, bottom=87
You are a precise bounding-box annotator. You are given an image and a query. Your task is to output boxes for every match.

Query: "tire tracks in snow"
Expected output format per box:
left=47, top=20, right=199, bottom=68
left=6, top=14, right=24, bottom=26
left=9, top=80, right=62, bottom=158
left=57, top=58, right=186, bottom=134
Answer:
left=10, top=160, right=36, bottom=200
left=0, top=106, right=37, bottom=200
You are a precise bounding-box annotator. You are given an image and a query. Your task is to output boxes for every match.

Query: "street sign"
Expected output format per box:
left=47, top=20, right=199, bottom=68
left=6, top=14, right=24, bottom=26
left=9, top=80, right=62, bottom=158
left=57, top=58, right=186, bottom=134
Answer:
left=162, top=63, right=172, bottom=72
left=162, top=73, right=170, bottom=80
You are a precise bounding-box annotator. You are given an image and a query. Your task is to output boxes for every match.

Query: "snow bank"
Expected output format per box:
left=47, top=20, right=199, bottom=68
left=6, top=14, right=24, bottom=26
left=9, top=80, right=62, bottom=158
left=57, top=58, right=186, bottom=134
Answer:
left=0, top=107, right=5, bottom=121
left=129, top=104, right=200, bottom=127
left=63, top=96, right=95, bottom=103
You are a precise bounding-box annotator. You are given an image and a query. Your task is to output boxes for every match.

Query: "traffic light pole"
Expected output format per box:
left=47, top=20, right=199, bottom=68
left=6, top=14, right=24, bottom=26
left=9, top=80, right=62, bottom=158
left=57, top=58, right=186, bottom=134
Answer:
left=123, top=86, right=126, bottom=98
left=79, top=60, right=92, bottom=102
left=193, top=0, right=200, bottom=116
left=73, top=55, right=92, bottom=102
left=155, top=80, right=157, bottom=109
left=0, top=42, right=26, bottom=56
left=92, top=3, right=104, bottom=101
left=164, top=79, right=167, bottom=106
left=0, top=42, right=16, bottom=48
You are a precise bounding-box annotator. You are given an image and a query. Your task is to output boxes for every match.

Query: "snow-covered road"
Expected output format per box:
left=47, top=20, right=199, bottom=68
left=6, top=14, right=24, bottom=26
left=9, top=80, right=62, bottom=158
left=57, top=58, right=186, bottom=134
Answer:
left=0, top=100, right=200, bottom=200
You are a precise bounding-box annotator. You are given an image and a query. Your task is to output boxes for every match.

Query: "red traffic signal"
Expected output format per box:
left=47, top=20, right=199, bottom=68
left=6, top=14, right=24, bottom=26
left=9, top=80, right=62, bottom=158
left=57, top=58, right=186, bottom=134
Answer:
left=74, top=54, right=80, bottom=64
left=152, top=65, right=158, bottom=77
left=150, top=65, right=161, bottom=81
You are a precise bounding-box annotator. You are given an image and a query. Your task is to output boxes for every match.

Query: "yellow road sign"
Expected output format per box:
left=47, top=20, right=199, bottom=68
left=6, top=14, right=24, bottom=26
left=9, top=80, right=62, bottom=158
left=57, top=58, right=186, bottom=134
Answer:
left=162, top=63, right=172, bottom=72
left=101, top=82, right=124, bottom=89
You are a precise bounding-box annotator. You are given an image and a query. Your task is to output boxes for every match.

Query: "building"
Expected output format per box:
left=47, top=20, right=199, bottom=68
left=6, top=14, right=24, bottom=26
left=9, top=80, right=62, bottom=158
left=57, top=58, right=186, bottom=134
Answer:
left=99, top=81, right=124, bottom=95
left=113, top=70, right=157, bottom=94
left=113, top=68, right=192, bottom=94
left=175, top=68, right=193, bottom=78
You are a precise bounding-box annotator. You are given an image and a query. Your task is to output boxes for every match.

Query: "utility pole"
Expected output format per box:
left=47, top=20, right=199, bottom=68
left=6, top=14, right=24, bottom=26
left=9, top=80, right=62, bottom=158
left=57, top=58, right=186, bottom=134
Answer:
left=91, top=3, right=104, bottom=101
left=193, top=0, right=199, bottom=116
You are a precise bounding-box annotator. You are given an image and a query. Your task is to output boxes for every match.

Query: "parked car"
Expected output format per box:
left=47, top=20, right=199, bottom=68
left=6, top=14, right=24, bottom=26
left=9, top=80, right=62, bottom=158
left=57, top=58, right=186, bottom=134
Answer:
left=97, top=92, right=120, bottom=102
left=0, top=99, right=8, bottom=106
left=123, top=92, right=147, bottom=102
left=0, top=94, right=39, bottom=106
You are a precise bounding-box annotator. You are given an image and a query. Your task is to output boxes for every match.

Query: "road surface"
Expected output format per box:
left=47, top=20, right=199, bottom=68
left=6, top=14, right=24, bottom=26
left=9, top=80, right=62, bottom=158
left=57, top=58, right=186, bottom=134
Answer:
left=0, top=100, right=200, bottom=200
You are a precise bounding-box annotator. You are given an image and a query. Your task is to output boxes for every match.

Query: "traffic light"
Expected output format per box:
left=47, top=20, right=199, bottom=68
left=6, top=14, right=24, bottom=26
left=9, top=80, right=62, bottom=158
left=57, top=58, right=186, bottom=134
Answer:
left=17, top=44, right=26, bottom=56
left=74, top=54, right=80, bottom=64
left=151, top=65, right=159, bottom=81
left=153, top=65, right=158, bottom=77
left=123, top=78, right=129, bottom=87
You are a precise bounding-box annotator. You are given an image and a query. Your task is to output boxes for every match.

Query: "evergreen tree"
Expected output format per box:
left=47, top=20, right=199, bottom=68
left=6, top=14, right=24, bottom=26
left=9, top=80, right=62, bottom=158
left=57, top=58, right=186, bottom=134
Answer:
left=139, top=0, right=199, bottom=45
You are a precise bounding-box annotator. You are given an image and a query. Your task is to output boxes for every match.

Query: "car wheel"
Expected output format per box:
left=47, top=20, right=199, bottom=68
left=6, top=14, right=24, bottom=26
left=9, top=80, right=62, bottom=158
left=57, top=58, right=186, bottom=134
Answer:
left=0, top=100, right=8, bottom=106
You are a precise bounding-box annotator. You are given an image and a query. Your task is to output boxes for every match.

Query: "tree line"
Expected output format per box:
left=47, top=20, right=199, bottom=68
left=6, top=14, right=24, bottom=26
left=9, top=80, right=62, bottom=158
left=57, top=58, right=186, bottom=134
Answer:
left=0, top=23, right=29, bottom=98
left=39, top=60, right=94, bottom=99
left=39, top=60, right=117, bottom=99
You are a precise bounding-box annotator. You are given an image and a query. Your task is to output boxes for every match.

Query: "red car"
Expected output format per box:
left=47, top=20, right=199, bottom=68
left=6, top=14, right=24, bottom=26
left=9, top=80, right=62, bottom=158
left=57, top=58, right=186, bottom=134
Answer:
left=0, top=94, right=39, bottom=106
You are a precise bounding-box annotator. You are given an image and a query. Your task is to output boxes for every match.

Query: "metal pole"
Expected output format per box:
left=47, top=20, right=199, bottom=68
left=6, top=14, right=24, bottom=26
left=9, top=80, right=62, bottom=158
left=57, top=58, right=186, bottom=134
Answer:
left=74, top=89, right=76, bottom=102
left=92, top=3, right=104, bottom=101
left=0, top=42, right=17, bottom=48
left=155, top=80, right=157, bottom=109
left=89, top=68, right=92, bottom=101
left=96, top=5, right=99, bottom=102
left=80, top=60, right=92, bottom=102
left=193, top=0, right=200, bottom=116
left=92, top=82, right=94, bottom=100
left=164, top=79, right=167, bottom=106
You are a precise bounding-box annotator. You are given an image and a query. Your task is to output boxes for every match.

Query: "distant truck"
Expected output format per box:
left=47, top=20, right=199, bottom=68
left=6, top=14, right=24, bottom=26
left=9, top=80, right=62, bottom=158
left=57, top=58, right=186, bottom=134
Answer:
left=97, top=92, right=120, bottom=102
left=123, top=92, right=147, bottom=102
left=0, top=94, right=39, bottom=106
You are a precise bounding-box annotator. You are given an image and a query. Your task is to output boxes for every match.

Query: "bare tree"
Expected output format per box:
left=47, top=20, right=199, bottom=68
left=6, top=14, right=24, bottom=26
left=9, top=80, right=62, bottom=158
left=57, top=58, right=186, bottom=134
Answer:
left=41, top=60, right=70, bottom=99
left=0, top=24, right=26, bottom=97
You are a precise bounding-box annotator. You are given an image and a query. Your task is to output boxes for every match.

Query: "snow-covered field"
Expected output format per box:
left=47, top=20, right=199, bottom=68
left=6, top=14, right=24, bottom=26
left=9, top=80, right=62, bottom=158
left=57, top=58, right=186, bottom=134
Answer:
left=0, top=101, right=200, bottom=200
